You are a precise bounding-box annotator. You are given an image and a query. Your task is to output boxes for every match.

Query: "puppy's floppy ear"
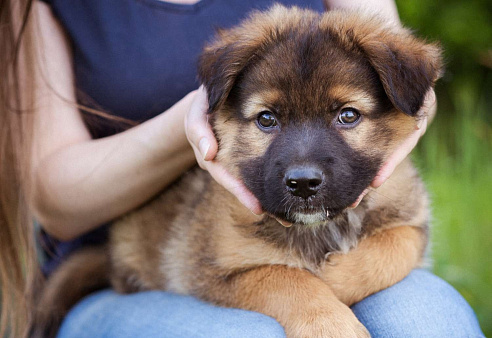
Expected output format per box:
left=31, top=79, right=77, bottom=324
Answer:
left=198, top=30, right=261, bottom=113
left=327, top=12, right=445, bottom=117
left=198, top=4, right=312, bottom=113
left=359, top=28, right=443, bottom=116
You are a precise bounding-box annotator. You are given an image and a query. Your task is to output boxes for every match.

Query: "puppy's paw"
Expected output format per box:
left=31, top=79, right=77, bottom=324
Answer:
left=286, top=305, right=370, bottom=338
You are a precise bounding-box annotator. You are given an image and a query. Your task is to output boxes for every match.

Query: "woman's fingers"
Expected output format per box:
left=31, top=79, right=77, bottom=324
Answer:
left=184, top=87, right=263, bottom=215
left=205, top=162, right=263, bottom=215
left=352, top=88, right=436, bottom=208
left=184, top=86, right=217, bottom=162
left=350, top=119, right=424, bottom=208
left=371, top=116, right=426, bottom=188
left=372, top=89, right=434, bottom=189
left=420, top=88, right=437, bottom=124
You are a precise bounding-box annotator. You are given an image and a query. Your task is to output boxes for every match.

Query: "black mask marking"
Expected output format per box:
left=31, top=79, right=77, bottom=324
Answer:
left=241, top=122, right=381, bottom=224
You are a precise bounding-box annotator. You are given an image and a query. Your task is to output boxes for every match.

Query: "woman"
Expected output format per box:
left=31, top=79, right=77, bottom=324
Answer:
left=0, top=0, right=484, bottom=336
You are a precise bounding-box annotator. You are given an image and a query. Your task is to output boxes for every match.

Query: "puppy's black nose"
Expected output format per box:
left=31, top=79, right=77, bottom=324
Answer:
left=284, top=166, right=323, bottom=199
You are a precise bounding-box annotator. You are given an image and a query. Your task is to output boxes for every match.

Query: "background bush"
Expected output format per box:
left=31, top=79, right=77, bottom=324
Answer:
left=395, top=0, right=491, bottom=334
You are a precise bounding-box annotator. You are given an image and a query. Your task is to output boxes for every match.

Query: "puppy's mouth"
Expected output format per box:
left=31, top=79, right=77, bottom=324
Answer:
left=272, top=206, right=347, bottom=227
left=290, top=211, right=327, bottom=226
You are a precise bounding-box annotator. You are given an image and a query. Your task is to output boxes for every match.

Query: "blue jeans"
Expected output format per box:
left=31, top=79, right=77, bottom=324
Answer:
left=58, top=270, right=484, bottom=337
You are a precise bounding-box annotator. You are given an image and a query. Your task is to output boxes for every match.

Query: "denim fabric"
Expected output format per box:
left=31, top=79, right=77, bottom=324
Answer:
left=351, top=270, right=484, bottom=338
left=58, top=292, right=285, bottom=338
left=58, top=269, right=484, bottom=337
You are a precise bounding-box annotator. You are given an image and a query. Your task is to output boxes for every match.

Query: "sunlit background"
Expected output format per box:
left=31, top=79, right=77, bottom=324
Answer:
left=395, top=0, right=491, bottom=334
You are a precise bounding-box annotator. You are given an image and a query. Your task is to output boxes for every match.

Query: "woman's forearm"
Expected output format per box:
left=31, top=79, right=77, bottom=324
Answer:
left=30, top=3, right=197, bottom=241
left=32, top=92, right=197, bottom=241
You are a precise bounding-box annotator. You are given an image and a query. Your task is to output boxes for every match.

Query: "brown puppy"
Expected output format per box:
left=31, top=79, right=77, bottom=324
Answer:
left=34, top=5, right=442, bottom=338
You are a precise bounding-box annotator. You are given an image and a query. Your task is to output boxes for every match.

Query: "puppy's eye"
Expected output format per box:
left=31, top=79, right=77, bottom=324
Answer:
left=337, top=108, right=360, bottom=125
left=257, top=111, right=278, bottom=129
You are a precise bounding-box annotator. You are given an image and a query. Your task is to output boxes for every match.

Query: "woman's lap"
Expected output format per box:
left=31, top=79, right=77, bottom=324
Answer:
left=351, top=269, right=484, bottom=337
left=58, top=269, right=484, bottom=338
left=57, top=290, right=285, bottom=338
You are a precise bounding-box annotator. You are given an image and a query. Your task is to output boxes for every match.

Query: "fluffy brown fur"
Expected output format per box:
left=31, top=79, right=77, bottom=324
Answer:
left=33, top=5, right=442, bottom=338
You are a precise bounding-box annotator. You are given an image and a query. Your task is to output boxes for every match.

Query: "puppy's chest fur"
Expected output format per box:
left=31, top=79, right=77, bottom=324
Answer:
left=251, top=208, right=366, bottom=266
left=110, top=162, right=423, bottom=295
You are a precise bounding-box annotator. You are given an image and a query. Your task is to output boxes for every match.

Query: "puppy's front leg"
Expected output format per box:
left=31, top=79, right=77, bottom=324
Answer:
left=321, top=225, right=426, bottom=306
left=203, top=265, right=369, bottom=338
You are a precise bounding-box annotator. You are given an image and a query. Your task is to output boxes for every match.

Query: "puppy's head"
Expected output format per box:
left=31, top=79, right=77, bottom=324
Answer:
left=199, top=5, right=442, bottom=225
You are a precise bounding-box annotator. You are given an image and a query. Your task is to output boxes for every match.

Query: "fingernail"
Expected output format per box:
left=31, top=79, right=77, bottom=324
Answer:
left=250, top=209, right=264, bottom=216
left=349, top=199, right=360, bottom=209
left=349, top=188, right=369, bottom=209
left=198, top=137, right=210, bottom=160
left=371, top=175, right=387, bottom=188
left=275, top=218, right=293, bottom=227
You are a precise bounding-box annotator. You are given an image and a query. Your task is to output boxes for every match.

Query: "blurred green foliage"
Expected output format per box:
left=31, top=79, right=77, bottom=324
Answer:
left=396, top=0, right=492, bottom=335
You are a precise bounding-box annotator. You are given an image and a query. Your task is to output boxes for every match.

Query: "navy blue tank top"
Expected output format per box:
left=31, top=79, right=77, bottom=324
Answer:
left=39, top=0, right=325, bottom=275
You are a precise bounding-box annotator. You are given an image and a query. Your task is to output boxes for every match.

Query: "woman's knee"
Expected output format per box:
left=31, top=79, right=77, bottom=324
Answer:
left=58, top=290, right=286, bottom=338
left=351, top=269, right=484, bottom=337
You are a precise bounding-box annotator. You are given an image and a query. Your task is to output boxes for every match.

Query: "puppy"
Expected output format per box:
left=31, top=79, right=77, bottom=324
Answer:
left=34, top=5, right=442, bottom=338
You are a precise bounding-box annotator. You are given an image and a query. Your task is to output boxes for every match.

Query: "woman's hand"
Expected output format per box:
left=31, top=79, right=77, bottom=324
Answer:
left=185, top=86, right=436, bottom=214
left=350, top=89, right=437, bottom=208
left=185, top=87, right=263, bottom=215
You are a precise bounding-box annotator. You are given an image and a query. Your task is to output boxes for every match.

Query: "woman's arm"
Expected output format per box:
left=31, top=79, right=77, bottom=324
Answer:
left=30, top=2, right=196, bottom=241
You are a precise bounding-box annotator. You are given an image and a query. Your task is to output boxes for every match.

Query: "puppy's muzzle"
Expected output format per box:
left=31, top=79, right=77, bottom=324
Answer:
left=284, top=165, right=324, bottom=199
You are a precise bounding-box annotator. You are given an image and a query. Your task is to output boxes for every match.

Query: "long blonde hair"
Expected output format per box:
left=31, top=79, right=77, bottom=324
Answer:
left=0, top=0, right=42, bottom=336
left=0, top=2, right=140, bottom=336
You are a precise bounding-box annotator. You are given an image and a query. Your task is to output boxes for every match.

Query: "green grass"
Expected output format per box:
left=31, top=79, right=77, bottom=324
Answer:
left=425, top=171, right=492, bottom=335
left=413, top=76, right=492, bottom=335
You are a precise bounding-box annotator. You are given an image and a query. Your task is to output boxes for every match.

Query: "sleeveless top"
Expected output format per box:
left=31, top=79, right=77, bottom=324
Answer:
left=39, top=0, right=325, bottom=275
